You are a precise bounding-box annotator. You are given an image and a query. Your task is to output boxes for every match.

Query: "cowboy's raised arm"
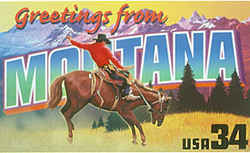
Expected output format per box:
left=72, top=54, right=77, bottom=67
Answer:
left=67, top=36, right=91, bottom=50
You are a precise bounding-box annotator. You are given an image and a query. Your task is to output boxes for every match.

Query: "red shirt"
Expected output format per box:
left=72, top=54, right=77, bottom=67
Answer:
left=70, top=40, right=124, bottom=69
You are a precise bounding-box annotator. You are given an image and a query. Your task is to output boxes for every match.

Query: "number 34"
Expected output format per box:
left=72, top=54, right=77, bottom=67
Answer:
left=211, top=124, right=248, bottom=149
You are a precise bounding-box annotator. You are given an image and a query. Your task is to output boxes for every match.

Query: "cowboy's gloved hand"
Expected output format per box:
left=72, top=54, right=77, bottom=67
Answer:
left=66, top=36, right=72, bottom=42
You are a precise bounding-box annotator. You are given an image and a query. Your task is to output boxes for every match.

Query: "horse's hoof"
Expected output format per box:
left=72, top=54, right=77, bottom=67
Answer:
left=67, top=137, right=73, bottom=144
left=141, top=142, right=147, bottom=146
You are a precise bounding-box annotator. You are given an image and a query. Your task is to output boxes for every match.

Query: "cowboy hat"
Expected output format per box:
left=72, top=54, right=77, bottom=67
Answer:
left=93, top=34, right=111, bottom=44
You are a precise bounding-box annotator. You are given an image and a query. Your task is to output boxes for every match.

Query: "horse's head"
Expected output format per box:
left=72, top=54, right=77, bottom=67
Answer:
left=132, top=81, right=171, bottom=127
left=149, top=92, right=171, bottom=127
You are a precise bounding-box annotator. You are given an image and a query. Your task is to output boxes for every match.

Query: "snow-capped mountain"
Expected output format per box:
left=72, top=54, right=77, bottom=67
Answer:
left=0, top=9, right=99, bottom=57
left=0, top=21, right=81, bottom=57
left=178, top=11, right=215, bottom=30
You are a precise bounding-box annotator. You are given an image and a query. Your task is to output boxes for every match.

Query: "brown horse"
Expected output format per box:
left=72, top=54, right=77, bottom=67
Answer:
left=48, top=70, right=170, bottom=145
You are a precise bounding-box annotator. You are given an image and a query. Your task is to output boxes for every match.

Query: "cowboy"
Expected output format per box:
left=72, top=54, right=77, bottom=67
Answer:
left=66, top=34, right=140, bottom=101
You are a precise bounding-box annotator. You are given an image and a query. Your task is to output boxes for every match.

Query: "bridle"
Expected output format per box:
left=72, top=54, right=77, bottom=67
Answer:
left=151, top=91, right=167, bottom=113
left=134, top=84, right=170, bottom=114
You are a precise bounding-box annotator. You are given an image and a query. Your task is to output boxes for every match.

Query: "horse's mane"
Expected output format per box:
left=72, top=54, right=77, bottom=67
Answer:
left=134, top=80, right=159, bottom=94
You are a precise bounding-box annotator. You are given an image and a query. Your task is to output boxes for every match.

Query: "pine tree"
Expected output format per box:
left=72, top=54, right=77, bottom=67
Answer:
left=105, top=112, right=128, bottom=132
left=92, top=120, right=97, bottom=129
left=177, top=63, right=205, bottom=112
left=168, top=90, right=175, bottom=100
left=149, top=80, right=153, bottom=88
left=166, top=90, right=180, bottom=114
left=246, top=89, right=250, bottom=102
left=245, top=89, right=250, bottom=116
left=97, top=116, right=104, bottom=128
left=228, top=71, right=244, bottom=114
left=208, top=76, right=227, bottom=112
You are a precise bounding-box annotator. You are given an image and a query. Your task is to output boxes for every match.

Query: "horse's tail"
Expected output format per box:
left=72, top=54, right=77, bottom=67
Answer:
left=48, top=75, right=66, bottom=109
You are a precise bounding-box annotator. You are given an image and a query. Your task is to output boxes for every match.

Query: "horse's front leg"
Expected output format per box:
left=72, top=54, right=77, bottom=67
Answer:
left=118, top=110, right=138, bottom=144
left=133, top=120, right=146, bottom=145
left=130, top=125, right=137, bottom=144
left=118, top=110, right=146, bottom=145
left=127, top=119, right=137, bottom=144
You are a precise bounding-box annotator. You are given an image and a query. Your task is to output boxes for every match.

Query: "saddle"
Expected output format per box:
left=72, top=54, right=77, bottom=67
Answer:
left=90, top=67, right=129, bottom=110
left=96, top=64, right=129, bottom=87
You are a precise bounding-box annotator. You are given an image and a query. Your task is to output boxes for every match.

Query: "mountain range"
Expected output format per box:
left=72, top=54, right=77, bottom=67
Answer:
left=0, top=10, right=250, bottom=88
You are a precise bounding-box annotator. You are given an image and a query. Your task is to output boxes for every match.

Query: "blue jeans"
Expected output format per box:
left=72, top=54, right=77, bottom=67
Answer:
left=108, top=70, right=130, bottom=97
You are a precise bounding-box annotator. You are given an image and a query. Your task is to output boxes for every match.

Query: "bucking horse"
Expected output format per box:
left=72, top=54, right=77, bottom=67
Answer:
left=48, top=70, right=171, bottom=145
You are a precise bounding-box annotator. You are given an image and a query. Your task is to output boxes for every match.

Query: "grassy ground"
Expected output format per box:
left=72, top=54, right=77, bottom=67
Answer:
left=0, top=112, right=249, bottom=152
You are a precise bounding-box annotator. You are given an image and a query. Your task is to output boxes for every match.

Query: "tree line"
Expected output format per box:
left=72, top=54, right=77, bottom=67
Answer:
left=92, top=114, right=128, bottom=131
left=92, top=107, right=152, bottom=131
left=167, top=63, right=250, bottom=116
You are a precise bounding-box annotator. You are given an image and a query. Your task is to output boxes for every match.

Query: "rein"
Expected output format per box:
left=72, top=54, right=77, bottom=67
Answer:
left=151, top=91, right=166, bottom=113
left=134, top=83, right=166, bottom=113
left=134, top=84, right=152, bottom=110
